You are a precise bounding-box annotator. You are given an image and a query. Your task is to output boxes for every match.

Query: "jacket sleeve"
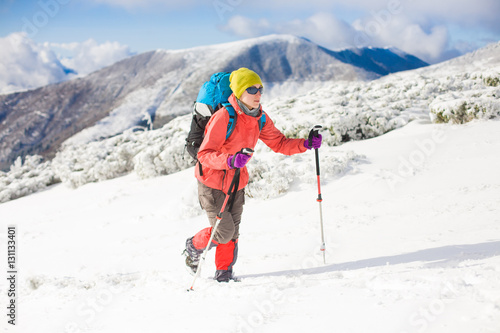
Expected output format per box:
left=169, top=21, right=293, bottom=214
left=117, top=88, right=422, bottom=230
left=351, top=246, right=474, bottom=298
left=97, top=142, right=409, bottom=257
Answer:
left=197, top=110, right=232, bottom=170
left=259, top=113, right=307, bottom=155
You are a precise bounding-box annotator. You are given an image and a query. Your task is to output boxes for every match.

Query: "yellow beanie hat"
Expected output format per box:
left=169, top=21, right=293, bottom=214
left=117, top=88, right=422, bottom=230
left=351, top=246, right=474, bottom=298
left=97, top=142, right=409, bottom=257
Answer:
left=229, top=68, right=263, bottom=99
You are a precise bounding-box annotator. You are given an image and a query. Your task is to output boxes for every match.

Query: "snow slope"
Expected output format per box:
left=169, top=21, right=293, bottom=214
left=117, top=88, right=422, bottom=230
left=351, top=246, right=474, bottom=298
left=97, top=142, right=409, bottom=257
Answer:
left=1, top=118, right=499, bottom=333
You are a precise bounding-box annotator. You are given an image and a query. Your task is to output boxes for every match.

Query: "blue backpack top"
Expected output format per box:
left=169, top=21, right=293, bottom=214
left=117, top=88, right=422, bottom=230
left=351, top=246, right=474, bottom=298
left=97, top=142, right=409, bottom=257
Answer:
left=195, top=72, right=233, bottom=113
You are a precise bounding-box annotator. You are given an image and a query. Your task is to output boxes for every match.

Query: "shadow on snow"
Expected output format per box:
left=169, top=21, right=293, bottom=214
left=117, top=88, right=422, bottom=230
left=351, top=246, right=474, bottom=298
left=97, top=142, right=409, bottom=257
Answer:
left=239, top=240, right=500, bottom=279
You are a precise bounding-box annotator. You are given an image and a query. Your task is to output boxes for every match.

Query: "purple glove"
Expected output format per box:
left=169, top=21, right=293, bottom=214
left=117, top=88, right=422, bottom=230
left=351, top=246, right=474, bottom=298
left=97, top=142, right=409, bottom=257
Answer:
left=304, top=134, right=322, bottom=150
left=227, top=152, right=251, bottom=169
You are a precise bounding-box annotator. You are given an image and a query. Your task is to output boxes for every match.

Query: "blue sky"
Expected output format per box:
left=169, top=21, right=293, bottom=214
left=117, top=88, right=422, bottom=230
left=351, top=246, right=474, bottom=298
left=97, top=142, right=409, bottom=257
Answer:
left=1, top=0, right=500, bottom=65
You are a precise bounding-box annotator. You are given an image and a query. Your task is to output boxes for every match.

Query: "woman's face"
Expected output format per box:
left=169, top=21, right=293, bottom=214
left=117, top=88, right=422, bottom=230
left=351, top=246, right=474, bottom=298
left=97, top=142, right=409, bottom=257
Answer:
left=239, top=84, right=262, bottom=110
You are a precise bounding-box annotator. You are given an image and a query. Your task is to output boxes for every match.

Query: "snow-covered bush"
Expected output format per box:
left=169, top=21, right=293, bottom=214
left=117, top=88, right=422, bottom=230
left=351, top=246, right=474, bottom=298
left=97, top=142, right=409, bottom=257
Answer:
left=265, top=79, right=419, bottom=146
left=0, top=155, right=59, bottom=203
left=132, top=119, right=192, bottom=178
left=246, top=145, right=363, bottom=199
left=428, top=74, right=500, bottom=124
left=52, top=131, right=139, bottom=188
left=430, top=93, right=500, bottom=124
left=52, top=116, right=193, bottom=188
left=484, top=75, right=500, bottom=87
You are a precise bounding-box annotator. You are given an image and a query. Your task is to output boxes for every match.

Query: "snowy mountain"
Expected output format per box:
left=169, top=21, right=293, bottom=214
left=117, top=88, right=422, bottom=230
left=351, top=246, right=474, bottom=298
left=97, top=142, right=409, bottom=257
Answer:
left=0, top=34, right=428, bottom=171
left=334, top=46, right=428, bottom=75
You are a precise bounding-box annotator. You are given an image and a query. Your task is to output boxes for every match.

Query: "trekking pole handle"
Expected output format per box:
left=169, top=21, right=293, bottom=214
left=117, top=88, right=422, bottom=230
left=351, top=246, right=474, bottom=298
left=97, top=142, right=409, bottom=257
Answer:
left=240, top=148, right=254, bottom=156
left=308, top=125, right=323, bottom=148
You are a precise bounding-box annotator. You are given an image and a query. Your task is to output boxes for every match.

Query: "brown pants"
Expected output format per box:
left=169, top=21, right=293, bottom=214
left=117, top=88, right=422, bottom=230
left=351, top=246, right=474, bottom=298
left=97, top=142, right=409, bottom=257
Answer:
left=197, top=181, right=245, bottom=244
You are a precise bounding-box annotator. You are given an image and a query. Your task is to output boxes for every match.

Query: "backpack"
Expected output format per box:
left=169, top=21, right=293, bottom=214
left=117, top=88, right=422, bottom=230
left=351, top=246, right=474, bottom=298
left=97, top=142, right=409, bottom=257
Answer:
left=185, top=72, right=266, bottom=163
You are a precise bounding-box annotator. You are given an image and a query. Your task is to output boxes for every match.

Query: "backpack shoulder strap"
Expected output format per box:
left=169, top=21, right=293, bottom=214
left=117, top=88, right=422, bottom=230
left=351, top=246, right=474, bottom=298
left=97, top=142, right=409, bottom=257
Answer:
left=221, top=103, right=266, bottom=140
left=222, top=102, right=237, bottom=140
left=258, top=111, right=266, bottom=131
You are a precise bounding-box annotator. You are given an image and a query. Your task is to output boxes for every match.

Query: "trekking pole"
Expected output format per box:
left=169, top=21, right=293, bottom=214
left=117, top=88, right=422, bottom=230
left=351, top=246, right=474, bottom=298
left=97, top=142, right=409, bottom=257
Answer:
left=188, top=148, right=254, bottom=291
left=309, top=125, right=326, bottom=264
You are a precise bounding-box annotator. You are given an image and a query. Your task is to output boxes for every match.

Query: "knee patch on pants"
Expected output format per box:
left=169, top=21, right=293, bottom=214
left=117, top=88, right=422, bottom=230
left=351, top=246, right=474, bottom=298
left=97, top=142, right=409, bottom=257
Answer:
left=192, top=227, right=219, bottom=250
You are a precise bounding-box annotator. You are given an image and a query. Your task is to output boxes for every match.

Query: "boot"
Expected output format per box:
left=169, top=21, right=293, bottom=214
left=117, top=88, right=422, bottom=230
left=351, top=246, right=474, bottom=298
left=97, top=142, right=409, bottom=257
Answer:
left=215, top=269, right=234, bottom=282
left=183, top=237, right=203, bottom=274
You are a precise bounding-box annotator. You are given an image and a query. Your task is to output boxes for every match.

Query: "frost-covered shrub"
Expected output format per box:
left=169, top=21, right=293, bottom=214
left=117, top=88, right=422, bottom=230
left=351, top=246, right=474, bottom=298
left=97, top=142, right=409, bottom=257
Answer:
left=484, top=76, right=499, bottom=87
left=246, top=143, right=364, bottom=199
left=53, top=132, right=138, bottom=188
left=132, top=120, right=192, bottom=178
left=52, top=115, right=193, bottom=188
left=429, top=88, right=500, bottom=124
left=266, top=83, right=415, bottom=145
left=0, top=156, right=59, bottom=203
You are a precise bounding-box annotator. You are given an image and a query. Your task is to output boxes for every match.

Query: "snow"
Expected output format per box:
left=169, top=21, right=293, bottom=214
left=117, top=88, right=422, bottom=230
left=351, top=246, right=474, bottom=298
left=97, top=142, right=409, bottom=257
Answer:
left=1, top=118, right=499, bottom=333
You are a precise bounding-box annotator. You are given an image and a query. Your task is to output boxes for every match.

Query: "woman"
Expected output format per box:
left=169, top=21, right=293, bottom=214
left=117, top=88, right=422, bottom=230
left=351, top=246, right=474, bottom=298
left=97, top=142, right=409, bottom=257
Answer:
left=184, top=67, right=322, bottom=282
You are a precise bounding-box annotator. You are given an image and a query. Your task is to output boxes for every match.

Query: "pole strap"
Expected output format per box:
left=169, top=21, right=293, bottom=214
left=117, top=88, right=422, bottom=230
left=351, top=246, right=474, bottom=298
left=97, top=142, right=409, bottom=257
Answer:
left=226, top=168, right=240, bottom=214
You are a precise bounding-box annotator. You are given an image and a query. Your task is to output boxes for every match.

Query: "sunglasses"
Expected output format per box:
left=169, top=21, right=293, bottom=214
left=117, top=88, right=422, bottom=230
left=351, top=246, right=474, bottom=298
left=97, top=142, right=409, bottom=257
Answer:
left=246, top=86, right=264, bottom=95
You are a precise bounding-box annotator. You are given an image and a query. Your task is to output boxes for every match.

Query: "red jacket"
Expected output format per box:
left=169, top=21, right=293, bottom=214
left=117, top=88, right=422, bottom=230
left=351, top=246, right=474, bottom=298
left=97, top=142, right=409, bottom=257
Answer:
left=196, top=94, right=307, bottom=193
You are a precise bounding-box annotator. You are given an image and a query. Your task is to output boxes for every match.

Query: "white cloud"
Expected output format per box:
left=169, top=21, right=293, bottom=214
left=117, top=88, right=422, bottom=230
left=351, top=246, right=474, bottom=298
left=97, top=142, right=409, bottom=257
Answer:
left=0, top=32, right=68, bottom=94
left=256, top=0, right=500, bottom=27
left=0, top=33, right=134, bottom=95
left=352, top=15, right=451, bottom=62
left=283, top=13, right=357, bottom=50
left=50, top=39, right=134, bottom=76
left=224, top=13, right=357, bottom=50
left=222, top=16, right=272, bottom=38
